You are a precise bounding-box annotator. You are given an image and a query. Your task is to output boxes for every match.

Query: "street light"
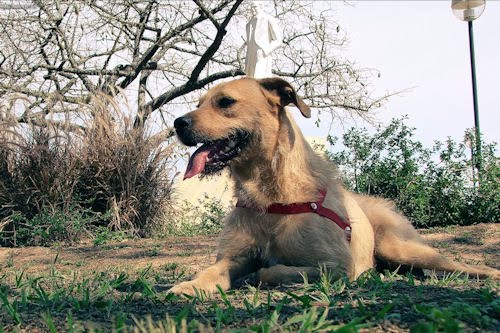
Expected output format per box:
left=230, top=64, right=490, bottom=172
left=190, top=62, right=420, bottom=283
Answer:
left=452, top=0, right=485, bottom=20
left=451, top=0, right=485, bottom=183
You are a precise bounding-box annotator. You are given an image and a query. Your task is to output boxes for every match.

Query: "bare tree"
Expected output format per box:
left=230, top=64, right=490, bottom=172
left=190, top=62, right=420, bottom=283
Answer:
left=0, top=0, right=389, bottom=134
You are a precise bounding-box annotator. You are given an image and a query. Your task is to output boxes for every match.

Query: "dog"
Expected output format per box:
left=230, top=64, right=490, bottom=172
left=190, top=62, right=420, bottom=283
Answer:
left=170, top=77, right=498, bottom=295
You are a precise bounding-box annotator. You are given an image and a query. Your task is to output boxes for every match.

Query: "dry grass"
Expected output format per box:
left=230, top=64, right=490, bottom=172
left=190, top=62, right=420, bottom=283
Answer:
left=0, top=94, right=176, bottom=246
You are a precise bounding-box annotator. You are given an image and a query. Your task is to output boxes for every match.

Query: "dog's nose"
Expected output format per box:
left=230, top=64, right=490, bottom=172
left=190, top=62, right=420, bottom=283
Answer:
left=174, top=116, right=193, bottom=130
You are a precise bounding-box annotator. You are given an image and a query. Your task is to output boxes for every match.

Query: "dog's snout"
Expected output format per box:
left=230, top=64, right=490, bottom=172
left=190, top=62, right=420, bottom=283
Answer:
left=174, top=116, right=193, bottom=130
left=174, top=116, right=198, bottom=146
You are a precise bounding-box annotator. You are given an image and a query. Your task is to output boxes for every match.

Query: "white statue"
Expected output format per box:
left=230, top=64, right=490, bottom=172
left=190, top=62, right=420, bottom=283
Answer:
left=245, top=2, right=283, bottom=78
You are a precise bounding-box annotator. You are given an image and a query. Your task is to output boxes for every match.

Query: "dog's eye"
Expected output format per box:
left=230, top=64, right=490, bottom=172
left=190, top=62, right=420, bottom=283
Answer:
left=218, top=97, right=235, bottom=108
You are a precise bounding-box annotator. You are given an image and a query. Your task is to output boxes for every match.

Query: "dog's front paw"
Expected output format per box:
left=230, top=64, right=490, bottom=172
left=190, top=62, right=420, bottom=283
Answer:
left=168, top=281, right=200, bottom=296
left=168, top=280, right=219, bottom=297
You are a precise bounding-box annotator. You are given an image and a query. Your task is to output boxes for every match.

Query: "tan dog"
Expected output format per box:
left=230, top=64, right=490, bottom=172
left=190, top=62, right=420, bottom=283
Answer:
left=170, top=77, right=498, bottom=295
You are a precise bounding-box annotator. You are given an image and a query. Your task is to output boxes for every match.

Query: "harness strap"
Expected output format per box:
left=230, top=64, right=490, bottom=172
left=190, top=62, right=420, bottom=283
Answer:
left=236, top=189, right=351, bottom=242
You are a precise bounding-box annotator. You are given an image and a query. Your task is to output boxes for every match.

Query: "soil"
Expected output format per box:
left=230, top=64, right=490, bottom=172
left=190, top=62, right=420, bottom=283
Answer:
left=1, top=224, right=498, bottom=278
left=0, top=224, right=498, bottom=332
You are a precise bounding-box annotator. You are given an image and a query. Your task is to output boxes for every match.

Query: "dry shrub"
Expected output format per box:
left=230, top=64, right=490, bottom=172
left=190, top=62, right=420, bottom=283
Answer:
left=0, top=94, right=176, bottom=246
left=77, top=94, right=176, bottom=235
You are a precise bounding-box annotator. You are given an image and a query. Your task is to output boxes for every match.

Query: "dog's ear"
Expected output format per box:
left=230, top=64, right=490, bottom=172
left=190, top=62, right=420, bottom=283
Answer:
left=258, top=78, right=311, bottom=118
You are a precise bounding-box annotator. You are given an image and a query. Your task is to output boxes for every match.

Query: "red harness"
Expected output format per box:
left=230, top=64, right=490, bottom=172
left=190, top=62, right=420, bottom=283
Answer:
left=236, top=189, right=351, bottom=242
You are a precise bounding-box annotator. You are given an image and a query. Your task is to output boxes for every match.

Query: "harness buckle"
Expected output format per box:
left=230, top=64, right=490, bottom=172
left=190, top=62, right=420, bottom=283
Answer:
left=344, top=226, right=352, bottom=242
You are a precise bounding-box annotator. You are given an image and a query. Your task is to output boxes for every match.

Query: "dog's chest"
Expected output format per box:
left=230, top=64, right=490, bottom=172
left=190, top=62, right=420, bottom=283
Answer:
left=232, top=209, right=338, bottom=268
left=256, top=238, right=315, bottom=268
left=252, top=219, right=315, bottom=267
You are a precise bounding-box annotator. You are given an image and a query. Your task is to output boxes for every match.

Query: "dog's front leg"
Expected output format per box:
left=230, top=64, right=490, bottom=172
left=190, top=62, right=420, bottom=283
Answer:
left=255, top=263, right=347, bottom=286
left=257, top=265, right=319, bottom=285
left=169, top=257, right=251, bottom=296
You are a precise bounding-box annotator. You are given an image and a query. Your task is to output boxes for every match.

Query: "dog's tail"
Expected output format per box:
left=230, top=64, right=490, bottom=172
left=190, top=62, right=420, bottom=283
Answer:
left=353, top=194, right=499, bottom=279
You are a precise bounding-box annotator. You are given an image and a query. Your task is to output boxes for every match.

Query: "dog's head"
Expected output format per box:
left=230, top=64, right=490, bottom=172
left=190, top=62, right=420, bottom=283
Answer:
left=174, top=77, right=310, bottom=179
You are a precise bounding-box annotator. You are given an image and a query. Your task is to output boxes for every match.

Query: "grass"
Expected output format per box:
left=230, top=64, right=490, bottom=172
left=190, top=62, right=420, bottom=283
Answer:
left=0, top=94, right=177, bottom=247
left=0, top=261, right=498, bottom=332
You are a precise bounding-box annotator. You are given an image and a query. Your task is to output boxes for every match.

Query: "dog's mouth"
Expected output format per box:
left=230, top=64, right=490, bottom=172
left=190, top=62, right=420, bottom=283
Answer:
left=183, top=130, right=250, bottom=180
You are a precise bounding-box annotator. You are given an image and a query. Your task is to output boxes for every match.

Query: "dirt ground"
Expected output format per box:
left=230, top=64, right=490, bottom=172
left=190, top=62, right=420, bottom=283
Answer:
left=1, top=223, right=498, bottom=278
left=0, top=223, right=498, bottom=332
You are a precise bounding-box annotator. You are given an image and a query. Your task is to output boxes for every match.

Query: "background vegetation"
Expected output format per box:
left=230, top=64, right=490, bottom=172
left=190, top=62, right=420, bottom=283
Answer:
left=326, top=117, right=499, bottom=228
left=0, top=95, right=176, bottom=246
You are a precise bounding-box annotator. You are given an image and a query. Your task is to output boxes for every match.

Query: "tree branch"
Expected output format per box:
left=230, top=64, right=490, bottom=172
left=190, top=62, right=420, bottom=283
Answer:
left=118, top=0, right=234, bottom=90
left=187, top=0, right=243, bottom=85
left=148, top=68, right=245, bottom=113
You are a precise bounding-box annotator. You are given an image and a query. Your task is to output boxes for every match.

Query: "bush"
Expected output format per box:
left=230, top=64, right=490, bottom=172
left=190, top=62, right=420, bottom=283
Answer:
left=327, top=117, right=499, bottom=228
left=0, top=95, right=176, bottom=246
left=163, top=195, right=229, bottom=236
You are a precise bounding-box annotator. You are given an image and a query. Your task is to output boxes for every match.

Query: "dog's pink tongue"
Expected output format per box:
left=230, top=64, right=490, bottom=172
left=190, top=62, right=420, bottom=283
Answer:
left=184, top=148, right=210, bottom=180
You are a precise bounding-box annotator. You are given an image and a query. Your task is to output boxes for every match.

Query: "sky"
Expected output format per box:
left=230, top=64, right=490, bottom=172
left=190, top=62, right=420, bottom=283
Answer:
left=298, top=1, right=499, bottom=149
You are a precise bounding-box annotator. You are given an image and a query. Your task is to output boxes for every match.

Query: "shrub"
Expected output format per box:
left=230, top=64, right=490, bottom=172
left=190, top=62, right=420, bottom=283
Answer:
left=163, top=195, right=229, bottom=236
left=327, top=117, right=499, bottom=228
left=0, top=95, right=176, bottom=246
left=75, top=95, right=176, bottom=236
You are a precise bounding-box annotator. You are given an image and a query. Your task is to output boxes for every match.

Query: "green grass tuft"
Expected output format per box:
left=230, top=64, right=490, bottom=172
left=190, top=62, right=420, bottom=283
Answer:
left=1, top=264, right=498, bottom=332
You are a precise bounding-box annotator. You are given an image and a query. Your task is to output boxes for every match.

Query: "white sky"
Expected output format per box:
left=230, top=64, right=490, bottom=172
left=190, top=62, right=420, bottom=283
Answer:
left=298, top=0, right=499, bottom=149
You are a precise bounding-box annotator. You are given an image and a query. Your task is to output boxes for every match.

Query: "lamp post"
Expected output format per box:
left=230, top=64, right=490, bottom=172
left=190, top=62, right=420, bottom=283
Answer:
left=451, top=0, right=485, bottom=184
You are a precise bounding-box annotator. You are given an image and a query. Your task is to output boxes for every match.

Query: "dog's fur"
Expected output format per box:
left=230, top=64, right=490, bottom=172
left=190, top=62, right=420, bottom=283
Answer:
left=170, top=77, right=498, bottom=295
